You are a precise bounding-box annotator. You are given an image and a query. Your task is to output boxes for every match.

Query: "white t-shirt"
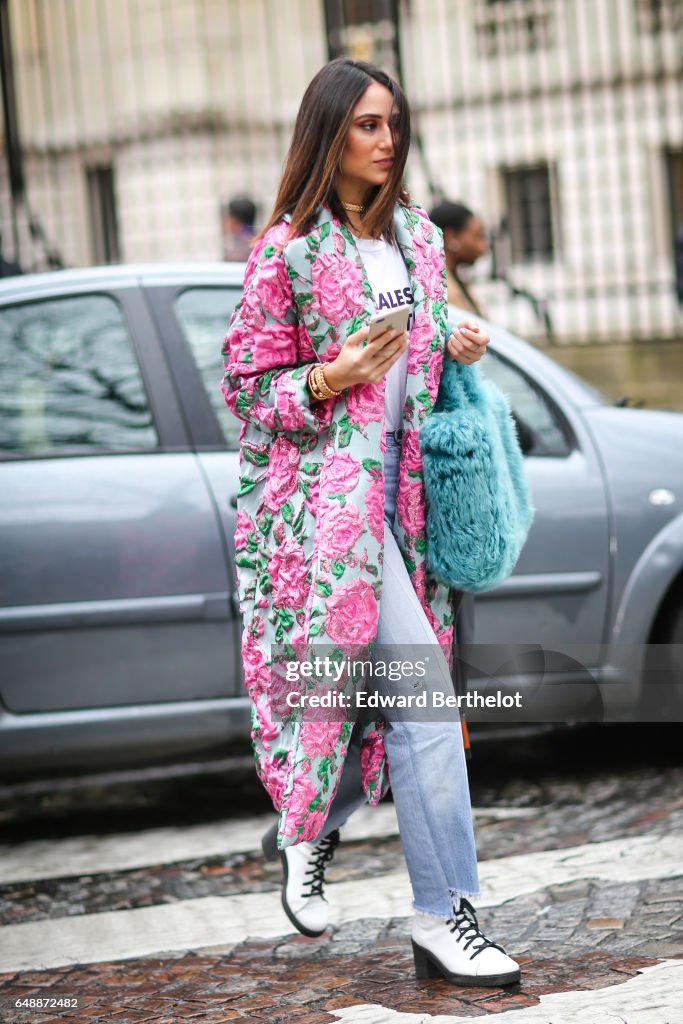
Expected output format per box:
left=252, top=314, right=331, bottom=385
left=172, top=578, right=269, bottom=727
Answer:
left=354, top=236, right=414, bottom=432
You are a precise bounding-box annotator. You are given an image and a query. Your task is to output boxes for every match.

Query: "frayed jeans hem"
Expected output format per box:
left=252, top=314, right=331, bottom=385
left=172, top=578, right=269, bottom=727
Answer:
left=449, top=888, right=482, bottom=905
left=412, top=903, right=450, bottom=920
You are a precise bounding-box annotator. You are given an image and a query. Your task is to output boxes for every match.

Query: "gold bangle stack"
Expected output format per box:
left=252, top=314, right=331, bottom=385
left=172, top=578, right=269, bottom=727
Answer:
left=308, top=364, right=343, bottom=401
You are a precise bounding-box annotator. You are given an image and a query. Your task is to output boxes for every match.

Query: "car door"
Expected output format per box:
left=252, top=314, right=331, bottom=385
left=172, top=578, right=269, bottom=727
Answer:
left=0, top=283, right=239, bottom=716
left=475, top=350, right=611, bottom=672
left=140, top=277, right=244, bottom=685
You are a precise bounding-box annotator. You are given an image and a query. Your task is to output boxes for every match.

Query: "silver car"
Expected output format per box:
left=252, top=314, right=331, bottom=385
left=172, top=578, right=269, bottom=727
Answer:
left=1, top=264, right=681, bottom=777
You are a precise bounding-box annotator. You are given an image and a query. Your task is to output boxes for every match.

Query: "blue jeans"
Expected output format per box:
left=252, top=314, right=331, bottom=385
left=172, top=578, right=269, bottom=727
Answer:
left=321, top=433, right=480, bottom=915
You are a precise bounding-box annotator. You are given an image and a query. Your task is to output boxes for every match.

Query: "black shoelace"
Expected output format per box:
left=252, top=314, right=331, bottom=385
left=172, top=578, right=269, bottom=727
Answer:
left=303, top=829, right=340, bottom=898
left=447, top=898, right=507, bottom=960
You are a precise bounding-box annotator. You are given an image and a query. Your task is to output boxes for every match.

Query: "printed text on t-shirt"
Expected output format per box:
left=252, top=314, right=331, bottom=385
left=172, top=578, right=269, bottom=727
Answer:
left=377, top=287, right=415, bottom=331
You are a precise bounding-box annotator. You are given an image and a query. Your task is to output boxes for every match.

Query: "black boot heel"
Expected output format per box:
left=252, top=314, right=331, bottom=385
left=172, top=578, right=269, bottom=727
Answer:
left=261, top=822, right=280, bottom=861
left=412, top=940, right=444, bottom=979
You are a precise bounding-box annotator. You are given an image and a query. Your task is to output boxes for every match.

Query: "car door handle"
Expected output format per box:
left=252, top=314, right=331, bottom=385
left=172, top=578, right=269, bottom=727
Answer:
left=229, top=493, right=238, bottom=508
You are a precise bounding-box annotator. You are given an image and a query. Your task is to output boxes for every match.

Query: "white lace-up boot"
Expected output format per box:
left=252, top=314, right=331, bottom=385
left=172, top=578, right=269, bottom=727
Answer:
left=262, top=824, right=340, bottom=937
left=412, top=898, right=521, bottom=987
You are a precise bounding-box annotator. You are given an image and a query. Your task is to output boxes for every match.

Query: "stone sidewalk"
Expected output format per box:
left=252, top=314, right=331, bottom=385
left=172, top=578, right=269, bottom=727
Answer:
left=0, top=947, right=669, bottom=1024
left=1, top=742, right=681, bottom=1023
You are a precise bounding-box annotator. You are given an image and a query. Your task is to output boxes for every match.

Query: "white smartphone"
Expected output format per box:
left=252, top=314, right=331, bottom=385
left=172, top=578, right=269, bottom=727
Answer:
left=367, top=304, right=411, bottom=342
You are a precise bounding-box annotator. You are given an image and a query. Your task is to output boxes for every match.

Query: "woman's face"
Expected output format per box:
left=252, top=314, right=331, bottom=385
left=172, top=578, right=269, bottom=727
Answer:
left=337, top=81, right=398, bottom=196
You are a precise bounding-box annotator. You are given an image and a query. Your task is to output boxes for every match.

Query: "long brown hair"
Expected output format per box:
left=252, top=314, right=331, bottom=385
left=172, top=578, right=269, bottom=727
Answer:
left=260, top=58, right=411, bottom=243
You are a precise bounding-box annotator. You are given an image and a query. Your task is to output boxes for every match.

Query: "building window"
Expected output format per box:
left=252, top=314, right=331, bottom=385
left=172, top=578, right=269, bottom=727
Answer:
left=635, top=0, right=682, bottom=34
left=324, top=0, right=399, bottom=70
left=475, top=0, right=554, bottom=57
left=342, top=0, right=393, bottom=24
left=86, top=165, right=120, bottom=265
left=503, top=164, right=558, bottom=262
left=665, top=149, right=683, bottom=303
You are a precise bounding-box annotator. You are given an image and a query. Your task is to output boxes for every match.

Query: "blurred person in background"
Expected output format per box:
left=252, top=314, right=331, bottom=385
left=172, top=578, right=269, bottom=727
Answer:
left=429, top=200, right=489, bottom=317
left=222, top=194, right=257, bottom=261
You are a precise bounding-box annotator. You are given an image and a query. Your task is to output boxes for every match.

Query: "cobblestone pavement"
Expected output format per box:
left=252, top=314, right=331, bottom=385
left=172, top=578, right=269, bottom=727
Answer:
left=0, top=726, right=681, bottom=1023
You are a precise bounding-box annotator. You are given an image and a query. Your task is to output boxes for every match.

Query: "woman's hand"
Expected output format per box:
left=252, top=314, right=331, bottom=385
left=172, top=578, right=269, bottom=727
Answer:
left=324, top=324, right=409, bottom=391
left=446, top=321, right=489, bottom=364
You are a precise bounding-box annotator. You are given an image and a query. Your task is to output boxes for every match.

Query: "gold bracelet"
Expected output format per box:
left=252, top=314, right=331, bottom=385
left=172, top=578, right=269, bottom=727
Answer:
left=318, top=365, right=343, bottom=398
left=308, top=364, right=342, bottom=400
left=307, top=365, right=325, bottom=401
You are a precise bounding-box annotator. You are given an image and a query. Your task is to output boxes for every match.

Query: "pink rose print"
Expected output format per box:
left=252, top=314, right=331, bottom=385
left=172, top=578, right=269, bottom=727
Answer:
left=282, top=774, right=319, bottom=836
left=235, top=509, right=253, bottom=551
left=397, top=477, right=426, bottom=533
left=303, top=476, right=319, bottom=516
left=243, top=236, right=268, bottom=282
left=254, top=697, right=280, bottom=743
left=324, top=342, right=343, bottom=361
left=240, top=293, right=267, bottom=332
left=243, top=220, right=289, bottom=282
left=300, top=721, right=343, bottom=757
left=364, top=478, right=385, bottom=544
left=275, top=375, right=306, bottom=430
left=426, top=352, right=443, bottom=405
left=255, top=257, right=292, bottom=320
left=360, top=729, right=386, bottom=784
left=270, top=538, right=308, bottom=608
left=322, top=451, right=361, bottom=494
left=311, top=251, right=365, bottom=325
left=326, top=579, right=378, bottom=646
left=243, top=630, right=265, bottom=677
left=263, top=437, right=299, bottom=513
left=300, top=807, right=329, bottom=842
left=223, top=323, right=251, bottom=368
left=346, top=381, right=384, bottom=429
left=412, top=232, right=445, bottom=301
left=269, top=221, right=291, bottom=248
left=273, top=520, right=286, bottom=545
left=407, top=311, right=435, bottom=373
left=410, top=562, right=427, bottom=602
left=251, top=398, right=278, bottom=430
left=318, top=503, right=365, bottom=559
left=243, top=632, right=269, bottom=700
left=400, top=430, right=423, bottom=474
left=298, top=323, right=316, bottom=361
left=250, top=326, right=298, bottom=370
left=260, top=756, right=286, bottom=809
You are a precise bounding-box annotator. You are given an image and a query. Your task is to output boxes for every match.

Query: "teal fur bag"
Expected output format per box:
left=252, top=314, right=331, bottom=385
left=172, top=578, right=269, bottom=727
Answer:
left=419, top=357, right=534, bottom=593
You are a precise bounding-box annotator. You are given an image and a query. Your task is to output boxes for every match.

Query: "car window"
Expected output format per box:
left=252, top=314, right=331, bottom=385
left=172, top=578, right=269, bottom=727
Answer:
left=174, top=287, right=241, bottom=448
left=0, top=294, right=158, bottom=457
left=480, top=352, right=571, bottom=456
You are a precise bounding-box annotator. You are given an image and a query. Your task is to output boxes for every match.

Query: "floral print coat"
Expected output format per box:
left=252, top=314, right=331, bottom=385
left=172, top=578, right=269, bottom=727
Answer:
left=222, top=202, right=456, bottom=849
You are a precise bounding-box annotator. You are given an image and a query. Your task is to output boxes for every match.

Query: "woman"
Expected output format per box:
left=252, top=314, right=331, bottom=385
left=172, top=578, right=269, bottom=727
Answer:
left=222, top=58, right=520, bottom=988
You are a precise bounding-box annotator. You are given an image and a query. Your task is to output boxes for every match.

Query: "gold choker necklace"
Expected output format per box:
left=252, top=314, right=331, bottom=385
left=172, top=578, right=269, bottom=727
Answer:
left=341, top=201, right=365, bottom=213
